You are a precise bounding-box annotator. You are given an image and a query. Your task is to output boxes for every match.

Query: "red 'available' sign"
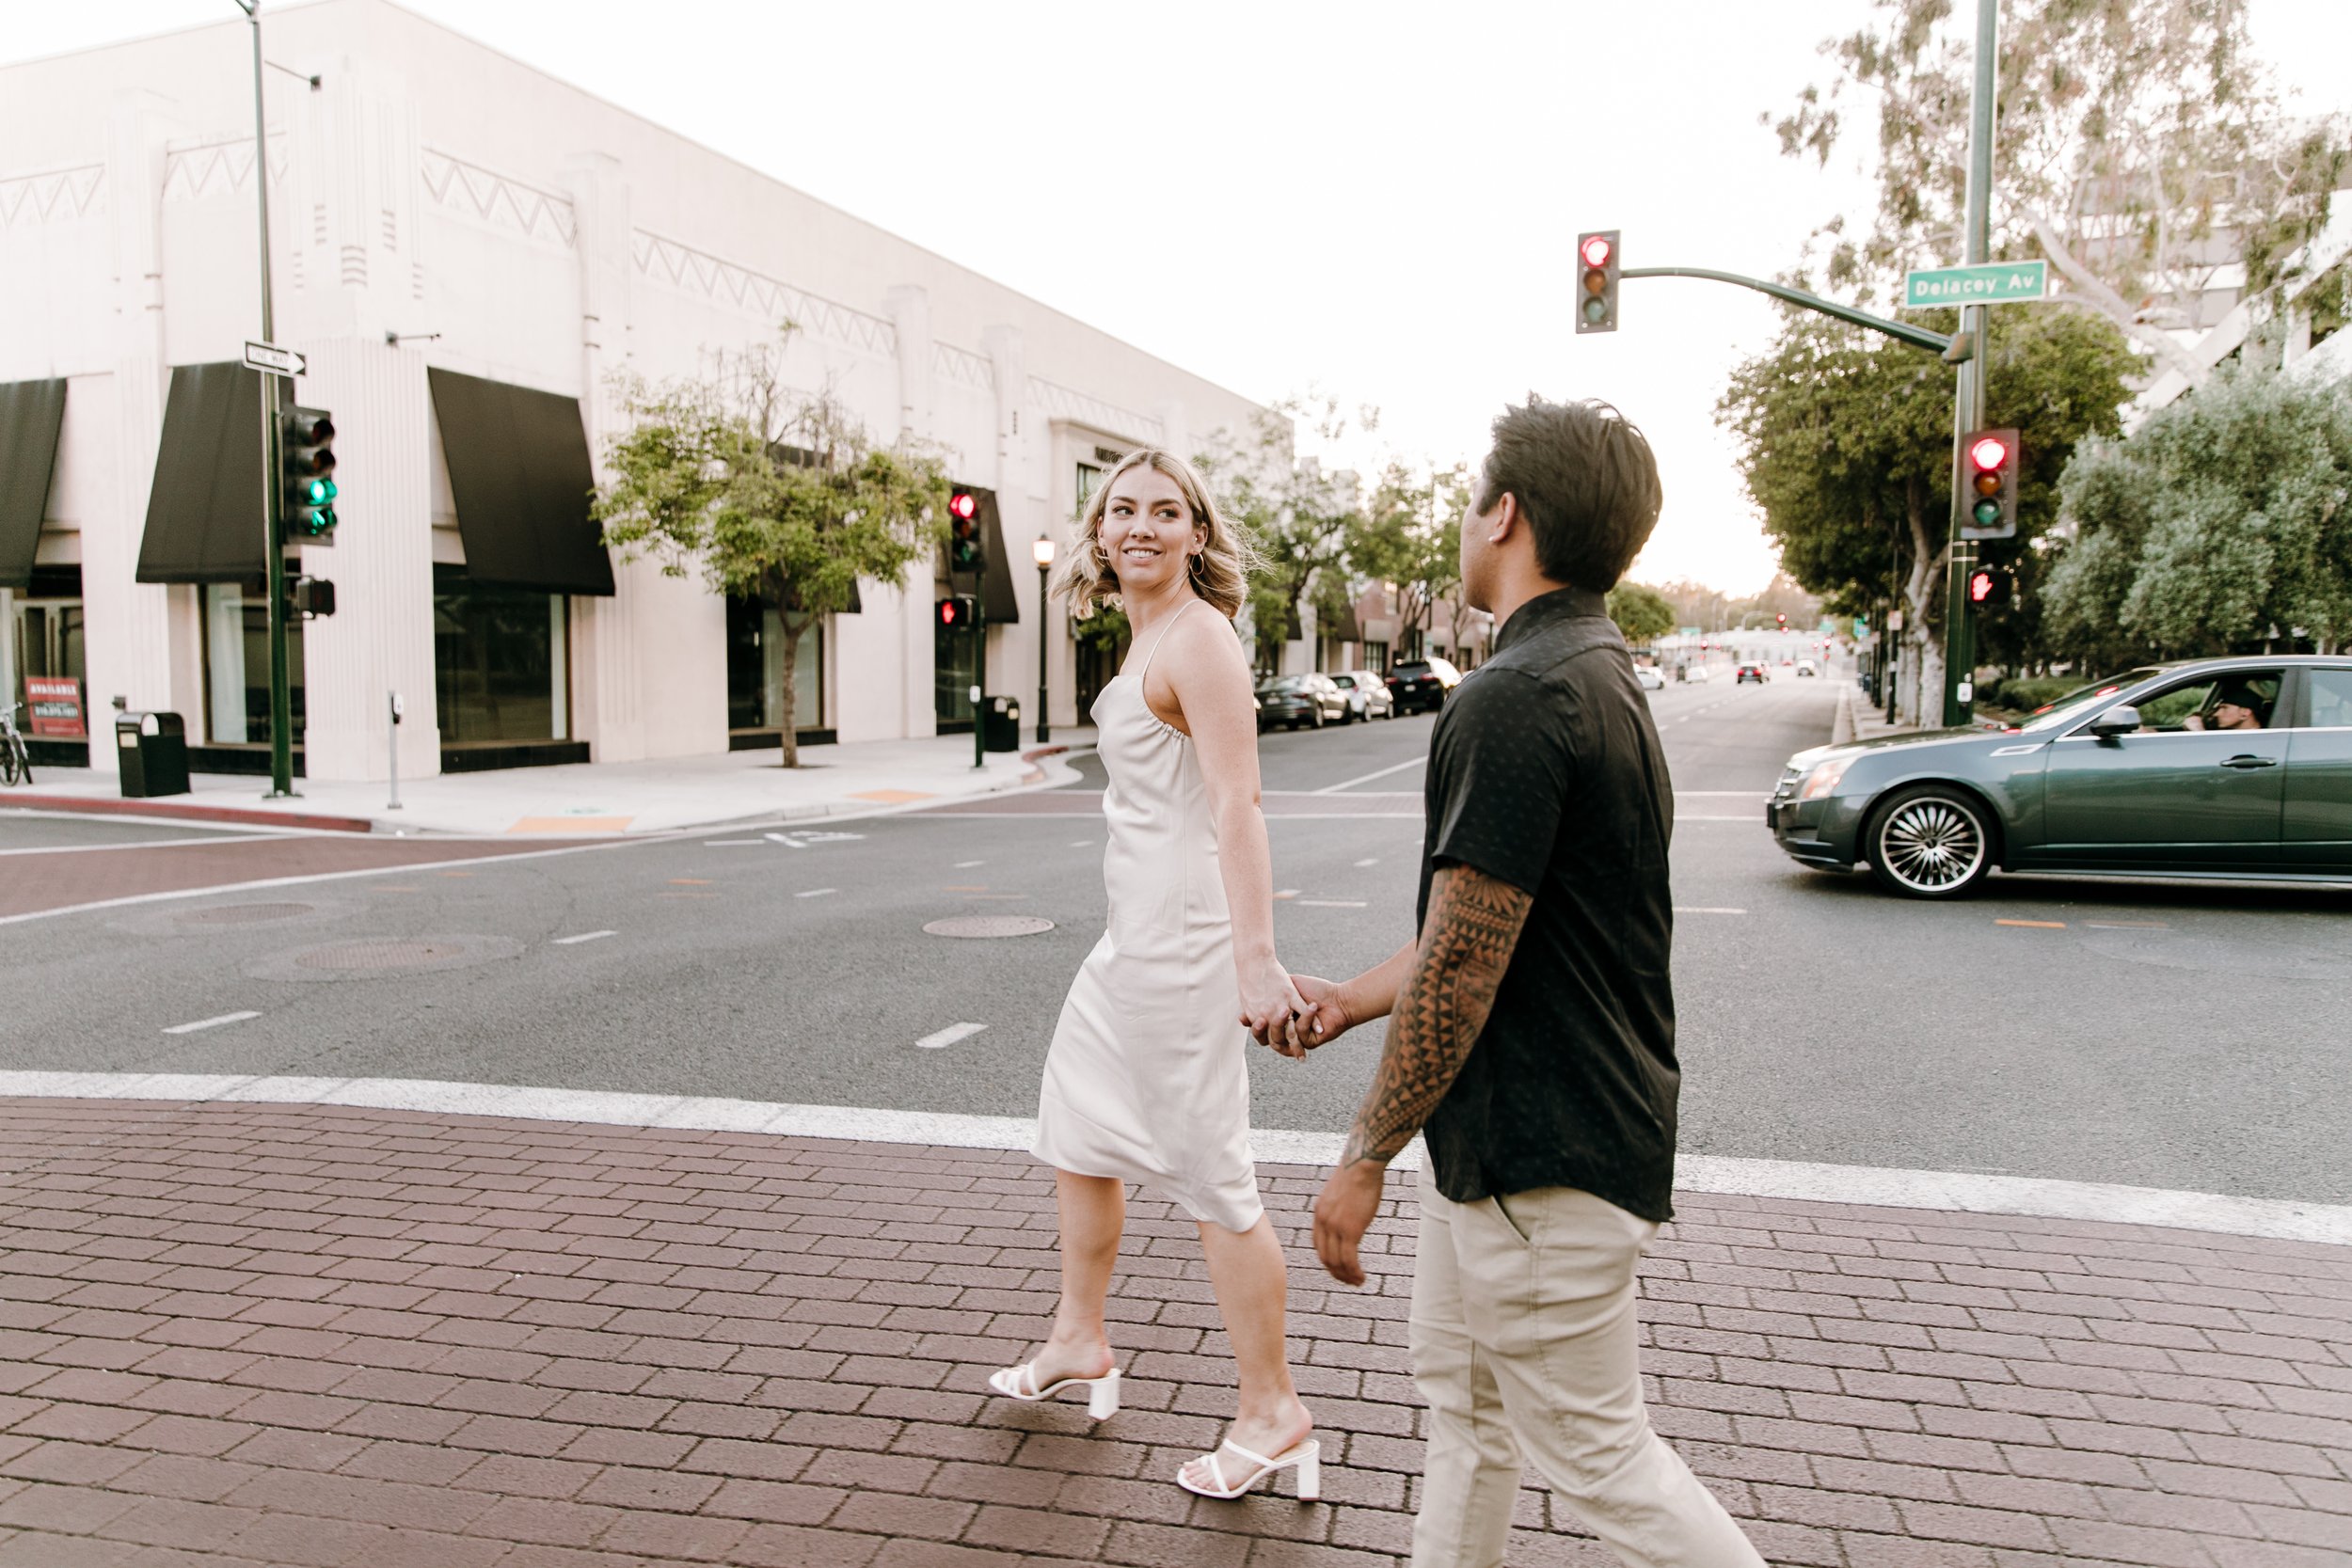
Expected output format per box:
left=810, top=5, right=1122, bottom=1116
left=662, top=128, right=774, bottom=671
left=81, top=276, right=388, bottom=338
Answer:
left=24, top=676, right=85, bottom=738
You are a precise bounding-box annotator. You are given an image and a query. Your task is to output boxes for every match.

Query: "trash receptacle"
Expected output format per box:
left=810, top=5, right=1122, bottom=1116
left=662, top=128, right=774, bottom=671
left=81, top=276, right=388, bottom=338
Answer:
left=982, top=696, right=1022, bottom=753
left=116, top=711, right=190, bottom=799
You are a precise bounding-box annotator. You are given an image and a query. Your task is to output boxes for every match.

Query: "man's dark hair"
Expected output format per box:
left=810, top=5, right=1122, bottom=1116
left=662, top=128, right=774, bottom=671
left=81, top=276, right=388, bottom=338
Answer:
left=1475, top=394, right=1663, bottom=592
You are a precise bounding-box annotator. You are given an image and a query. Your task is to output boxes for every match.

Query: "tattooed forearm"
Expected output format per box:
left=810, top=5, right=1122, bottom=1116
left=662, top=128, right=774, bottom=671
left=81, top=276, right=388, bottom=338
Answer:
left=1340, top=865, right=1533, bottom=1166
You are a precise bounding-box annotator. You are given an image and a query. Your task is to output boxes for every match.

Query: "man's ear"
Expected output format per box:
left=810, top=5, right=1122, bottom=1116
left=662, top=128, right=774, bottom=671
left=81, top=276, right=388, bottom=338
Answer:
left=1487, top=490, right=1519, bottom=544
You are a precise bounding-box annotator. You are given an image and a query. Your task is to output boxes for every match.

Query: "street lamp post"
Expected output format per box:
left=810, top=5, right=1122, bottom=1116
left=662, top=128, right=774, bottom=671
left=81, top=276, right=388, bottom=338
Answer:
left=234, top=0, right=294, bottom=798
left=1031, top=536, right=1056, bottom=743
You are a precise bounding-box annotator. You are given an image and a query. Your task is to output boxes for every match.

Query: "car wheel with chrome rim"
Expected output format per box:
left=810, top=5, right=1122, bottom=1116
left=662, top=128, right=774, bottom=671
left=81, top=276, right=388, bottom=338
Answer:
left=1865, top=784, right=1994, bottom=898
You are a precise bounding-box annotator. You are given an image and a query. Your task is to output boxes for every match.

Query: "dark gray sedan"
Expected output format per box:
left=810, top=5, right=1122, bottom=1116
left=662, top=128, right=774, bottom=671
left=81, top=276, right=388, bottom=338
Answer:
left=1770, top=656, right=2352, bottom=897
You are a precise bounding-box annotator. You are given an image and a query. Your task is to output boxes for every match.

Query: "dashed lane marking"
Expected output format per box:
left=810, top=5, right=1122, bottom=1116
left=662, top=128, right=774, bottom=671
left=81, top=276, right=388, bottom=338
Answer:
left=551, top=930, right=615, bottom=945
left=796, top=888, right=837, bottom=899
left=160, top=1010, right=260, bottom=1037
left=701, top=839, right=764, bottom=847
left=1067, top=840, right=1094, bottom=847
left=669, top=879, right=711, bottom=885
left=1273, top=889, right=1299, bottom=900
left=944, top=884, right=986, bottom=892
left=1675, top=907, right=1748, bottom=915
left=1311, top=755, right=1429, bottom=795
left=1295, top=899, right=1367, bottom=908
left=1354, top=858, right=1379, bottom=867
left=2087, top=921, right=2169, bottom=929
left=1996, top=919, right=2067, bottom=928
left=915, top=1022, right=987, bottom=1051
left=955, top=860, right=985, bottom=868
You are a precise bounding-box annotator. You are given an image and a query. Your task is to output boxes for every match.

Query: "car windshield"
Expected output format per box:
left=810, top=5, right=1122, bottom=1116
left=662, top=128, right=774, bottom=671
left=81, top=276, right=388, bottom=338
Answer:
left=1260, top=676, right=1308, bottom=692
left=1328, top=674, right=1357, bottom=689
left=1391, top=662, right=1429, bottom=676
left=2015, top=669, right=2166, bottom=732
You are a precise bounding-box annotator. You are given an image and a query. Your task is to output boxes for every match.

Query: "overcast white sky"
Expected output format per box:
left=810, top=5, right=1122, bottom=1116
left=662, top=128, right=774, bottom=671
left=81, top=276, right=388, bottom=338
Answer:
left=13, top=1, right=2352, bottom=594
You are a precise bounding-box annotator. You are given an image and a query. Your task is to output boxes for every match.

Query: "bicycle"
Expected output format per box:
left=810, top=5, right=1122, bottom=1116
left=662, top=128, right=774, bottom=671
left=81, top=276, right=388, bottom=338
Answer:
left=1, top=702, right=32, bottom=787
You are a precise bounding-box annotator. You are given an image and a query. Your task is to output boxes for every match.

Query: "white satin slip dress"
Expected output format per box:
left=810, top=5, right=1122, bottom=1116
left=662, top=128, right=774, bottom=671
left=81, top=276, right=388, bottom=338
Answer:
left=1031, top=598, right=1263, bottom=1232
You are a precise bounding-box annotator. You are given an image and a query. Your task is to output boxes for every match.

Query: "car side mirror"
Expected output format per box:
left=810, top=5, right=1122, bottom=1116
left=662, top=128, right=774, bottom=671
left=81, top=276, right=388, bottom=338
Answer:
left=2088, top=705, right=2139, bottom=739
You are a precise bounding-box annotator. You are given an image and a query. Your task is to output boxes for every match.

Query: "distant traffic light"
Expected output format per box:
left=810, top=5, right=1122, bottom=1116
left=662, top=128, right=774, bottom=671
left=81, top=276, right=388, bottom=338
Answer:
left=1775, top=612, right=1788, bottom=629
left=948, top=487, right=985, bottom=572
left=937, top=594, right=978, bottom=628
left=1961, top=428, right=2018, bottom=540
left=280, top=407, right=339, bottom=542
left=1575, top=230, right=1619, bottom=334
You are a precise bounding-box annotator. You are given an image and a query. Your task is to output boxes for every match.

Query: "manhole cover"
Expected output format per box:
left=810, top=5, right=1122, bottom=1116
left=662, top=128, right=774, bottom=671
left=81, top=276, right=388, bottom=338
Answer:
left=179, top=902, right=315, bottom=926
left=298, top=939, right=473, bottom=971
left=246, top=933, right=524, bottom=982
left=924, top=915, right=1057, bottom=939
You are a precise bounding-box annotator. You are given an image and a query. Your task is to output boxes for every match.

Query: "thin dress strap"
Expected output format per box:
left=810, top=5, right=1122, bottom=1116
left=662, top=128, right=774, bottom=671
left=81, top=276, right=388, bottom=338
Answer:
left=1130, top=596, right=1200, bottom=686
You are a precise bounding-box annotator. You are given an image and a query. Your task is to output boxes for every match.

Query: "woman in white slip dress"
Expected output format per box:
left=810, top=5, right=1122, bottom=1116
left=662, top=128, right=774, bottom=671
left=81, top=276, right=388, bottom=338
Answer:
left=986, top=449, right=1321, bottom=1503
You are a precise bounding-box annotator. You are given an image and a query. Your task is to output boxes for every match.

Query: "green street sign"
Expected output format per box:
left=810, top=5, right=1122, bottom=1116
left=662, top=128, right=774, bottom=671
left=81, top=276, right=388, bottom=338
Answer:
left=1904, top=260, right=2048, bottom=309
left=1677, top=626, right=1702, bottom=638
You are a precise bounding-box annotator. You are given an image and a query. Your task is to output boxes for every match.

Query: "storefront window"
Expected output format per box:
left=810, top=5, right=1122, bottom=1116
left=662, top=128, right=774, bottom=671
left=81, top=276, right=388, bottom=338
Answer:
left=935, top=610, right=977, bottom=725
left=1076, top=462, right=1104, bottom=512
left=726, top=597, right=822, bottom=733
left=9, top=567, right=87, bottom=738
left=434, top=566, right=568, bottom=744
left=201, top=582, right=307, bottom=746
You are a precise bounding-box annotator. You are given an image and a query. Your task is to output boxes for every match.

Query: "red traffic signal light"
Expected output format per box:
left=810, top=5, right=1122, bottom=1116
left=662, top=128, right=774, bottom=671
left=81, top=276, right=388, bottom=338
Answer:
left=1960, top=427, right=2018, bottom=539
left=1575, top=229, right=1620, bottom=334
left=1775, top=612, right=1787, bottom=627
left=949, top=488, right=977, bottom=522
left=948, top=486, right=986, bottom=572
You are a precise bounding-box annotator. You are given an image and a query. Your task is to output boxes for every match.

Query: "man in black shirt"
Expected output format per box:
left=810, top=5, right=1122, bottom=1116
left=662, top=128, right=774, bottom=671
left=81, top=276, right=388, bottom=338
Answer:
left=1286, top=398, right=1760, bottom=1567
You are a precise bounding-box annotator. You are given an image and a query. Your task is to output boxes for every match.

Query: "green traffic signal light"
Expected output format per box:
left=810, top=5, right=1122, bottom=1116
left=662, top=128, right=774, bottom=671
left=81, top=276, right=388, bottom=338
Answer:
left=1972, top=499, right=2001, bottom=527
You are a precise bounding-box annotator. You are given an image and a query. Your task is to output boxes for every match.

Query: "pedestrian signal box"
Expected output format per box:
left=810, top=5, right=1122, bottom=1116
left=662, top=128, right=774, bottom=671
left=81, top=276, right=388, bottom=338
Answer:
left=937, top=594, right=978, bottom=628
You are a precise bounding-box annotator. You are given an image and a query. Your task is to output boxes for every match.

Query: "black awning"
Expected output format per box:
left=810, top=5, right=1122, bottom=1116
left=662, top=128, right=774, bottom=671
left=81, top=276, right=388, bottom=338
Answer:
left=136, top=363, right=267, bottom=585
left=0, top=378, right=67, bottom=592
left=428, top=368, right=614, bottom=596
left=974, top=484, right=1018, bottom=624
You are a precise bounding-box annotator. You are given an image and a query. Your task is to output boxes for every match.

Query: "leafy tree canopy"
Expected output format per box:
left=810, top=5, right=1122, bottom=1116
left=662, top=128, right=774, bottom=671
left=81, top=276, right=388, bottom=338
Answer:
left=1605, top=581, right=1677, bottom=643
left=593, top=337, right=951, bottom=765
left=2044, top=364, right=2352, bottom=662
left=1772, top=0, right=2345, bottom=388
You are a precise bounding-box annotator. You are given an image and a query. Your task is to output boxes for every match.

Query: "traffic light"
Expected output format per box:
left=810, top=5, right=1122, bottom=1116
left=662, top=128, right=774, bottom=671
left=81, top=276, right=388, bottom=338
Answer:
left=1775, top=612, right=1788, bottom=629
left=280, top=406, right=339, bottom=542
left=1967, top=567, right=2009, bottom=609
left=1960, top=427, right=2017, bottom=540
left=937, top=594, right=978, bottom=628
left=1575, top=230, right=1619, bottom=333
left=948, top=486, right=984, bottom=573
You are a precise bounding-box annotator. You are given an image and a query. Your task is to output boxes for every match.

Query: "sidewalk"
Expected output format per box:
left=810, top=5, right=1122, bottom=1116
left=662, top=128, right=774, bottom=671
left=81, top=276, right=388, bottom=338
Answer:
left=3, top=731, right=1096, bottom=839
left=0, top=1095, right=2344, bottom=1568
left=1833, top=686, right=1922, bottom=747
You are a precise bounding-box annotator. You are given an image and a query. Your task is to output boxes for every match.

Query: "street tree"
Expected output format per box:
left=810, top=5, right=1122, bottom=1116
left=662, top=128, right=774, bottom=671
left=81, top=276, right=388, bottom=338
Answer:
left=1771, top=0, right=2345, bottom=388
left=1606, top=582, right=1677, bottom=644
left=594, top=339, right=951, bottom=767
left=2044, top=364, right=2352, bottom=663
left=1718, top=305, right=2135, bottom=716
left=1198, top=396, right=1361, bottom=673
left=1347, top=458, right=1467, bottom=663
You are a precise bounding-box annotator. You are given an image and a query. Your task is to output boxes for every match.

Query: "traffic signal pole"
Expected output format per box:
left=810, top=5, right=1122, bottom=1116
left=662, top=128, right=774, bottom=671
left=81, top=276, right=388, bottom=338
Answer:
left=1941, top=0, right=1999, bottom=728
left=239, top=0, right=294, bottom=798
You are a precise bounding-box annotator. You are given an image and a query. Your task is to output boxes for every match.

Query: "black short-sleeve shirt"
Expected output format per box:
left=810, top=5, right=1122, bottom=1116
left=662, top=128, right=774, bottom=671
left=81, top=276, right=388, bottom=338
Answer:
left=1416, top=586, right=1679, bottom=1222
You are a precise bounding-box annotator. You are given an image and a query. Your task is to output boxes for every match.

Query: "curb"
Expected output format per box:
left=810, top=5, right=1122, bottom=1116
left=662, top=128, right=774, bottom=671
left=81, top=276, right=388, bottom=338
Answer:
left=0, top=791, right=374, bottom=834
left=1830, top=684, right=1858, bottom=746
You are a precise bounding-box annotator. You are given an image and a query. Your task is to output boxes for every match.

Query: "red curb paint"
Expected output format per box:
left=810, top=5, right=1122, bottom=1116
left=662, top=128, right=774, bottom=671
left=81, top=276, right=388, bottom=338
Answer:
left=1, top=792, right=375, bottom=833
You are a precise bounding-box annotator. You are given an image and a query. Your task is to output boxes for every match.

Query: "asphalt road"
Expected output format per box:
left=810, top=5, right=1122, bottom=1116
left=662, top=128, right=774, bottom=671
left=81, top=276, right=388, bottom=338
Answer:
left=4, top=665, right=2347, bottom=1205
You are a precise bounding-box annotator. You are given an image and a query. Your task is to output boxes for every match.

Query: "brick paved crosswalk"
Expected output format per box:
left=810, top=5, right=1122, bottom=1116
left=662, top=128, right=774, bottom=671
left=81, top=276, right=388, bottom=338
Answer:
left=0, top=1098, right=2345, bottom=1567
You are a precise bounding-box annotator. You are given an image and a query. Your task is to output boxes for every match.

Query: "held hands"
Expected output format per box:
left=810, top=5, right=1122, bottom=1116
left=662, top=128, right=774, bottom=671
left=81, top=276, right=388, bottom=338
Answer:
left=1235, top=956, right=1311, bottom=1059
left=1246, top=973, right=1357, bottom=1056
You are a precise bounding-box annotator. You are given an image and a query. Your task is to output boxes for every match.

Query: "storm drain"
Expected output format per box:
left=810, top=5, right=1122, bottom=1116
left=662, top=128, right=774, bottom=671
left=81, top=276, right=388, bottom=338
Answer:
left=246, top=933, right=524, bottom=982
left=923, top=915, right=1056, bottom=939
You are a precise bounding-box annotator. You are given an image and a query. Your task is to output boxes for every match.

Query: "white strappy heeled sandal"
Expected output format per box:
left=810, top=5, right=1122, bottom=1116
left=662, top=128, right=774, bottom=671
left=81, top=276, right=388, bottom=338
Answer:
left=986, top=1361, right=1121, bottom=1420
left=1176, top=1436, right=1321, bottom=1501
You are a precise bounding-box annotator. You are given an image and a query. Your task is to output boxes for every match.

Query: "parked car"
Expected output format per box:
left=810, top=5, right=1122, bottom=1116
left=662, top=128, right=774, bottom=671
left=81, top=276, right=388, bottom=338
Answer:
left=1635, top=666, right=1666, bottom=692
left=1768, top=656, right=2352, bottom=897
left=1254, top=673, right=1349, bottom=730
left=1795, top=659, right=1818, bottom=678
left=1386, top=657, right=1463, bottom=715
left=1737, top=663, right=1768, bottom=685
left=1327, top=671, right=1395, bottom=721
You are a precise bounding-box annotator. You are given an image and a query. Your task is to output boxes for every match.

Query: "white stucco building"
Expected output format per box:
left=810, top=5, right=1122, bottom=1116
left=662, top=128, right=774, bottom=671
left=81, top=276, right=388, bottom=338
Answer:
left=0, top=0, right=1275, bottom=780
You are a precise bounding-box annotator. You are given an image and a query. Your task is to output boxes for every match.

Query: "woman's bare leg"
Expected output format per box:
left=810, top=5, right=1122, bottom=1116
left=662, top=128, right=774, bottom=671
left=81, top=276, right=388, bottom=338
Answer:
left=1026, top=1170, right=1123, bottom=1385
left=1184, top=1214, right=1312, bottom=1485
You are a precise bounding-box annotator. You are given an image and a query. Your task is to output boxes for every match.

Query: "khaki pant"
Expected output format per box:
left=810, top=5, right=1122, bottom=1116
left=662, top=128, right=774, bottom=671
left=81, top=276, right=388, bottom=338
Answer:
left=1409, top=1163, right=1765, bottom=1568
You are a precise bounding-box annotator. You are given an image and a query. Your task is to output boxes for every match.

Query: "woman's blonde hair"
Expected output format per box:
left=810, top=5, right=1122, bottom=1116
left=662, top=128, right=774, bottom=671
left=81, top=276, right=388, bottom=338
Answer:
left=1052, top=448, right=1263, bottom=620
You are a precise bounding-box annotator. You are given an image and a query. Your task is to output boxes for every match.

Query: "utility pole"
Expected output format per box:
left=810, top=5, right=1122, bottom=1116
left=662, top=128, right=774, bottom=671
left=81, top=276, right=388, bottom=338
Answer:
left=1942, top=0, right=1998, bottom=726
left=237, top=0, right=294, bottom=797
